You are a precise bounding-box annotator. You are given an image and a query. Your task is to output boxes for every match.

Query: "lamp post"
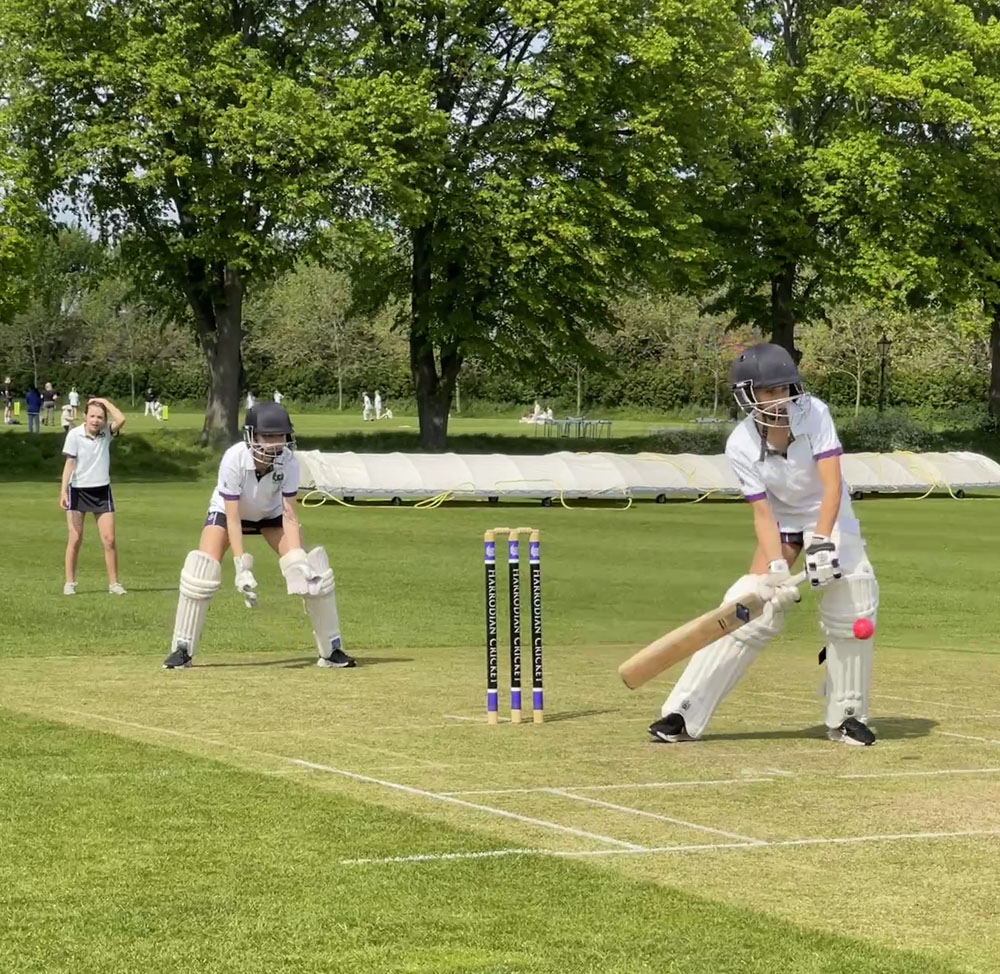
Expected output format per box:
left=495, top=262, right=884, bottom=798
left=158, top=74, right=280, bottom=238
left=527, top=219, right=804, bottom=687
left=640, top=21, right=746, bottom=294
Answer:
left=877, top=333, right=891, bottom=414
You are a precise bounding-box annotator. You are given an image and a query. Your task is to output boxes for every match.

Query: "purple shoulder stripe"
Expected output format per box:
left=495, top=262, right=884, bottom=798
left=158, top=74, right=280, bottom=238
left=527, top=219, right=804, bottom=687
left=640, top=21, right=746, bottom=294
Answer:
left=219, top=492, right=240, bottom=500
left=744, top=491, right=767, bottom=503
left=282, top=490, right=298, bottom=497
left=813, top=447, right=843, bottom=461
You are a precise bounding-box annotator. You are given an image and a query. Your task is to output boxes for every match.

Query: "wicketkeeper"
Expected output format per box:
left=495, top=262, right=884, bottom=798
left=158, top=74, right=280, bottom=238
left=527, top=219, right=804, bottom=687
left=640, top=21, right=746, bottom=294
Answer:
left=162, top=402, right=354, bottom=670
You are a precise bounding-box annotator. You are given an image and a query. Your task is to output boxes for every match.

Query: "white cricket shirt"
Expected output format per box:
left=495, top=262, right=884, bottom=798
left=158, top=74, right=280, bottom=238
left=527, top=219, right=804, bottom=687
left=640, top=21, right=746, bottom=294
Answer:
left=726, top=396, right=858, bottom=534
left=208, top=442, right=300, bottom=521
left=62, top=424, right=114, bottom=488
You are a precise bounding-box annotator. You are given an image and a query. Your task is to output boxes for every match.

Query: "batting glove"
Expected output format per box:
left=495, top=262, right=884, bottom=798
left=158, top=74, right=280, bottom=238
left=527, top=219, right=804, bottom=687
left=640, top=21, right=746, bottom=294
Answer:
left=805, top=534, right=842, bottom=588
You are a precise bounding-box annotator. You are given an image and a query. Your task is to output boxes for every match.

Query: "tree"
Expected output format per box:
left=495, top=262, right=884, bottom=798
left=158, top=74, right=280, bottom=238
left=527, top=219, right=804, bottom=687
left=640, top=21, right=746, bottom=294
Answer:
left=344, top=0, right=757, bottom=448
left=801, top=0, right=1000, bottom=416
left=0, top=228, right=103, bottom=385
left=0, top=0, right=353, bottom=442
left=245, top=262, right=400, bottom=410
left=798, top=305, right=888, bottom=416
left=80, top=274, right=193, bottom=405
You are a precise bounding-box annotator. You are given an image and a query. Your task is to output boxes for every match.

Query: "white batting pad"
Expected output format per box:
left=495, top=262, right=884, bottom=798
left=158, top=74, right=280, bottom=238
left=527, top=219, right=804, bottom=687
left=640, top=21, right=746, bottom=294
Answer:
left=662, top=574, right=786, bottom=738
left=279, top=547, right=312, bottom=595
left=172, top=550, right=221, bottom=658
left=819, top=557, right=878, bottom=727
left=303, top=546, right=342, bottom=658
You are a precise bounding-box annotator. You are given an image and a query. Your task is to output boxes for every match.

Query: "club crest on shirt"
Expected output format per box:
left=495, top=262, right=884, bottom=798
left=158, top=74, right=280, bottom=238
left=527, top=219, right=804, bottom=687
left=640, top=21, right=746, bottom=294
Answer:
left=273, top=470, right=284, bottom=484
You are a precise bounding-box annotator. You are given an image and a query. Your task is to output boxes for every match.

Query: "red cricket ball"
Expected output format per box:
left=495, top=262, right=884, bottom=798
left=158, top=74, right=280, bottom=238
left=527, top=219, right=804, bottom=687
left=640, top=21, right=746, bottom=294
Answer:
left=853, top=618, right=875, bottom=640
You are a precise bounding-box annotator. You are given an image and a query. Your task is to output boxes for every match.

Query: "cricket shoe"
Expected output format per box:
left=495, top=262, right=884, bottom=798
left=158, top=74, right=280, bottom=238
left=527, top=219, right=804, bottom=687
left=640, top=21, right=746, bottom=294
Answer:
left=109, top=582, right=127, bottom=596
left=317, top=647, right=356, bottom=669
left=649, top=712, right=694, bottom=743
left=63, top=582, right=76, bottom=596
left=828, top=716, right=876, bottom=746
left=163, top=643, right=193, bottom=669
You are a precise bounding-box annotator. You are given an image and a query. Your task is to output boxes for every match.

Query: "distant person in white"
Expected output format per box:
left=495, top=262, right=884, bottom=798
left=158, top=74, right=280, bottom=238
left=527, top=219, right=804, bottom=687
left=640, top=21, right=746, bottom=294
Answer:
left=152, top=398, right=164, bottom=421
left=362, top=392, right=373, bottom=421
left=246, top=391, right=255, bottom=409
left=60, top=402, right=74, bottom=432
left=68, top=386, right=80, bottom=419
left=60, top=398, right=127, bottom=596
left=374, top=389, right=382, bottom=419
left=161, top=402, right=355, bottom=672
left=273, top=389, right=283, bottom=404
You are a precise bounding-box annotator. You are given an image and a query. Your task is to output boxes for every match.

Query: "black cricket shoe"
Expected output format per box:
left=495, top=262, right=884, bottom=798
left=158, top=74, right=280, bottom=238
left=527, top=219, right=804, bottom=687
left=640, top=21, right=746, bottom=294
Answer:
left=828, top=716, right=876, bottom=746
left=649, top=712, right=694, bottom=743
left=163, top=642, right=193, bottom=669
left=317, top=647, right=357, bottom=669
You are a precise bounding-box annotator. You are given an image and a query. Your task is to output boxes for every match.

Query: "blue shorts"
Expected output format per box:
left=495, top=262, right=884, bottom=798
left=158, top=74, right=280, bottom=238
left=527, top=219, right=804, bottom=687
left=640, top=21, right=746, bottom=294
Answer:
left=204, top=510, right=282, bottom=535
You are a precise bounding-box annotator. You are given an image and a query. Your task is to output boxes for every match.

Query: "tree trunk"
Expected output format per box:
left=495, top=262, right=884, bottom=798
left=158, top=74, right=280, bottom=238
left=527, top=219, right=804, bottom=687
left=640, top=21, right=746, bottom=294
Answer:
left=854, top=370, right=861, bottom=417
left=337, top=368, right=343, bottom=412
left=576, top=364, right=583, bottom=415
left=411, top=332, right=461, bottom=451
left=410, top=224, right=462, bottom=450
left=29, top=331, right=38, bottom=386
left=195, top=265, right=244, bottom=446
left=770, top=264, right=800, bottom=362
left=989, top=302, right=1000, bottom=420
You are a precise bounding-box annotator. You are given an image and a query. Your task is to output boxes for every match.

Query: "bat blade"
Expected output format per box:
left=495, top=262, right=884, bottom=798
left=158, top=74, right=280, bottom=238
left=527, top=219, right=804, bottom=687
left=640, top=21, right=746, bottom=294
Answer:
left=618, top=572, right=805, bottom=690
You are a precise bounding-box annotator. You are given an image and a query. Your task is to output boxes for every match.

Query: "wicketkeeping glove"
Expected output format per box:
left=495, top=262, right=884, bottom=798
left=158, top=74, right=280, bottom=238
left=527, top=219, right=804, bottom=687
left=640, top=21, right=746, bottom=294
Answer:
left=234, top=553, right=258, bottom=608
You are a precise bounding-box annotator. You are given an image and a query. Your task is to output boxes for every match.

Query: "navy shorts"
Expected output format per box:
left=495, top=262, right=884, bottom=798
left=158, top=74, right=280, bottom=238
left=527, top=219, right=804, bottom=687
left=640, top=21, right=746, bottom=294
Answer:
left=204, top=510, right=282, bottom=535
left=780, top=531, right=805, bottom=547
left=68, top=485, right=115, bottom=515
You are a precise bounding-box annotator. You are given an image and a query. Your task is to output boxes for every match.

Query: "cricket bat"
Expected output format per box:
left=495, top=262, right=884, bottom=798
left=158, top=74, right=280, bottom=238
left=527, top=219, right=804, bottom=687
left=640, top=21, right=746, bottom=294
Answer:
left=618, top=571, right=807, bottom=690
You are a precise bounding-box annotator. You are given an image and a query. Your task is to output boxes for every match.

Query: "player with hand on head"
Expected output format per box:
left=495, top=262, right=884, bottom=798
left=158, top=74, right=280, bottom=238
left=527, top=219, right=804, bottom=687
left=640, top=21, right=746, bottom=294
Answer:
left=162, top=401, right=355, bottom=670
left=649, top=343, right=877, bottom=747
left=60, top=398, right=127, bottom=595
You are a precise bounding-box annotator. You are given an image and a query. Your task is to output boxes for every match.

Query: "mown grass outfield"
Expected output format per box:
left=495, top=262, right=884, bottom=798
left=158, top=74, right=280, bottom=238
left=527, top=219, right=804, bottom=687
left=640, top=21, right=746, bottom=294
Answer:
left=2, top=433, right=999, bottom=972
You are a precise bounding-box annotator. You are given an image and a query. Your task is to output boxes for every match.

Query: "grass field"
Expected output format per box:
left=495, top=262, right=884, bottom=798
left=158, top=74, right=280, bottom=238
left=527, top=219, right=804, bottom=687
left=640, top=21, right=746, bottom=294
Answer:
left=2, top=479, right=999, bottom=973
left=2, top=405, right=703, bottom=440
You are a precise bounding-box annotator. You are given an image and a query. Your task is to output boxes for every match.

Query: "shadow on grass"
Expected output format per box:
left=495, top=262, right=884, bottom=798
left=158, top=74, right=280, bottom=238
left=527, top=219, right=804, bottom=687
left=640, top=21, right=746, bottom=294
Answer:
left=672, top=716, right=938, bottom=744
left=199, top=655, right=415, bottom=669
left=543, top=708, right=619, bottom=723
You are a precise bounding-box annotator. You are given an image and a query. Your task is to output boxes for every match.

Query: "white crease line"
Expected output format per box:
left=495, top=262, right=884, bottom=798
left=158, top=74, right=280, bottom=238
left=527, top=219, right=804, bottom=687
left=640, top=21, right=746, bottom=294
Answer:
left=342, top=829, right=1000, bottom=865
left=52, top=708, right=645, bottom=851
left=938, top=731, right=1000, bottom=746
left=546, top=789, right=767, bottom=845
left=765, top=767, right=795, bottom=776
left=441, top=777, right=776, bottom=797
left=342, top=848, right=536, bottom=865
left=288, top=759, right=644, bottom=849
left=838, top=767, right=1000, bottom=780
left=877, top=693, right=1000, bottom=718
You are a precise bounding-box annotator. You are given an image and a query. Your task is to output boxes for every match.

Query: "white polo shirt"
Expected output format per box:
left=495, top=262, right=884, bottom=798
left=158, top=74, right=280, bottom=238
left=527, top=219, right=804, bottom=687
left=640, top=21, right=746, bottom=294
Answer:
left=726, top=396, right=858, bottom=534
left=208, top=442, right=300, bottom=521
left=62, top=424, right=115, bottom=488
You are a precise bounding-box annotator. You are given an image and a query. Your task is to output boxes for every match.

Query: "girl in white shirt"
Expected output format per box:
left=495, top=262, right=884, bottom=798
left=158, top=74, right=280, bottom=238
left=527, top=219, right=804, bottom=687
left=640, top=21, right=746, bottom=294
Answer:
left=60, top=398, right=127, bottom=596
left=162, top=402, right=353, bottom=671
left=649, top=344, right=878, bottom=747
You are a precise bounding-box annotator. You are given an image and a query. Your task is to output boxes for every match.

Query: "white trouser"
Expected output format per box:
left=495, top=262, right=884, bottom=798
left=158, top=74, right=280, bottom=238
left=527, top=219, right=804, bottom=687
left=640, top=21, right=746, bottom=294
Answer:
left=662, top=531, right=877, bottom=737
